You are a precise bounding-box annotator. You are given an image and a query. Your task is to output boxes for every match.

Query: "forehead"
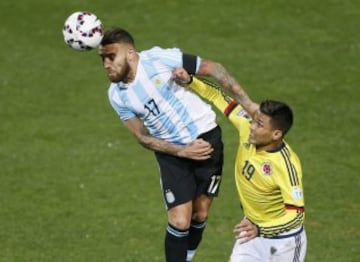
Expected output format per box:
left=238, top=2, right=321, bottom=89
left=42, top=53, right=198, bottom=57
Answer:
left=98, top=43, right=124, bottom=55
left=254, top=110, right=271, bottom=125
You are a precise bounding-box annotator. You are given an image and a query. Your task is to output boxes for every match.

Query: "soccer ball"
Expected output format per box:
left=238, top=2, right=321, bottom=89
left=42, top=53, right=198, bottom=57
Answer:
left=62, top=11, right=104, bottom=51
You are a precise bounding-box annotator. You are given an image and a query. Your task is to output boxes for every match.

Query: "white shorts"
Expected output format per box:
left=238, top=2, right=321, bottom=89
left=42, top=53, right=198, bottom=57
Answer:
left=230, top=226, right=307, bottom=262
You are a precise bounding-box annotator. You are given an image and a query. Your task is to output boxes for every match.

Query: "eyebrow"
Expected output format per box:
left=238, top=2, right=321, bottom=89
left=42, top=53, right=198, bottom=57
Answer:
left=254, top=113, right=266, bottom=126
left=256, top=119, right=264, bottom=125
left=254, top=111, right=262, bottom=121
left=99, top=52, right=114, bottom=57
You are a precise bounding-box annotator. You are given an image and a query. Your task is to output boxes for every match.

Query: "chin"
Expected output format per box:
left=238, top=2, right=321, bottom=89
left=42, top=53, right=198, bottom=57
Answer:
left=109, top=75, right=120, bottom=82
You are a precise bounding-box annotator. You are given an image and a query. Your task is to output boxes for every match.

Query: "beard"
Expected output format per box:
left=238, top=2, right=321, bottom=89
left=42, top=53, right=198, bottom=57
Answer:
left=108, top=62, right=131, bottom=83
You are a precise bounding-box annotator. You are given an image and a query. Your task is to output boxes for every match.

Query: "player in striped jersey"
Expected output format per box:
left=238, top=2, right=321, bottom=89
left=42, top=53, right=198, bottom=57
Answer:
left=172, top=69, right=307, bottom=262
left=98, top=28, right=245, bottom=262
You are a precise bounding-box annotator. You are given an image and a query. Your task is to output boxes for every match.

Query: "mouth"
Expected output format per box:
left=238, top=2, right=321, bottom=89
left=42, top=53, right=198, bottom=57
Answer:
left=106, top=70, right=114, bottom=76
left=106, top=71, right=118, bottom=80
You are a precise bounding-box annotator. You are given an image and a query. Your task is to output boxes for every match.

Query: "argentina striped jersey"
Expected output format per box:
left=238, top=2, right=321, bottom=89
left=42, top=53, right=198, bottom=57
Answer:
left=108, top=47, right=217, bottom=145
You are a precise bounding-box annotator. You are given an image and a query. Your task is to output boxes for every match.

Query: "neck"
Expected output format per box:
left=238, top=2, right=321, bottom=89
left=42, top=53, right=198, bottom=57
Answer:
left=256, top=140, right=284, bottom=152
left=125, top=53, right=139, bottom=83
left=124, top=71, right=135, bottom=83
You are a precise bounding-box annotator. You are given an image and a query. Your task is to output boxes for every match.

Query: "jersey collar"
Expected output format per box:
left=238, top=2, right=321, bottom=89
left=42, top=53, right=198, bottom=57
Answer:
left=266, top=142, right=286, bottom=153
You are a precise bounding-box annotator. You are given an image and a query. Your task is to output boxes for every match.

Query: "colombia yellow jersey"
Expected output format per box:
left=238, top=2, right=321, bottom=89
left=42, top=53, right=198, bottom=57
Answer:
left=188, top=77, right=305, bottom=238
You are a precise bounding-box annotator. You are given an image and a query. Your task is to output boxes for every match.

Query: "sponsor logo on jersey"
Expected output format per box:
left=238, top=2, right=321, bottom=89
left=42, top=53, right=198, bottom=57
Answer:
left=291, top=187, right=303, bottom=200
left=165, top=189, right=175, bottom=204
left=261, top=162, right=273, bottom=176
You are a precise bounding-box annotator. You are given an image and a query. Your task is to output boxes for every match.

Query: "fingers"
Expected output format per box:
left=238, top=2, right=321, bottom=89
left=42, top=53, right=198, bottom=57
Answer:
left=171, top=68, right=190, bottom=84
left=192, top=155, right=211, bottom=160
left=192, top=139, right=214, bottom=155
left=233, top=222, right=247, bottom=234
left=178, top=139, right=214, bottom=160
left=233, top=222, right=249, bottom=243
left=190, top=145, right=213, bottom=159
left=233, top=219, right=257, bottom=243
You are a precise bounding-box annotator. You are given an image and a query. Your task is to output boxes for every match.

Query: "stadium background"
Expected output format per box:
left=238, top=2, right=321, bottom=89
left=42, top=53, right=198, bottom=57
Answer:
left=1, top=0, right=359, bottom=261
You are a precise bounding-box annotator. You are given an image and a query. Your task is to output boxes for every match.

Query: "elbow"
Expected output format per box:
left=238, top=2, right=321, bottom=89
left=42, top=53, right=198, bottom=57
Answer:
left=134, top=133, right=152, bottom=150
left=198, top=59, right=222, bottom=77
left=138, top=140, right=148, bottom=149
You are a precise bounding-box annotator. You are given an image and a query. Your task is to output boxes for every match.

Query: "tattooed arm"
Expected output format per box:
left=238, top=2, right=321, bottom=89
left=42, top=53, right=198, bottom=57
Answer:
left=196, top=59, right=258, bottom=117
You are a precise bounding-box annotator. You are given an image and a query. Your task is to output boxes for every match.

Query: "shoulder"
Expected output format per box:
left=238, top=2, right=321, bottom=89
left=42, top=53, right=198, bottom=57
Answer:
left=140, top=46, right=182, bottom=58
left=283, top=142, right=302, bottom=166
left=108, top=82, right=121, bottom=93
left=108, top=83, right=124, bottom=102
left=268, top=143, right=302, bottom=173
left=108, top=83, right=116, bottom=95
left=282, top=142, right=300, bottom=160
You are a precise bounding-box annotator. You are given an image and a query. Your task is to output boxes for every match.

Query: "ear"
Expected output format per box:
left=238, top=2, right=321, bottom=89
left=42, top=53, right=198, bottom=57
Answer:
left=126, top=47, right=135, bottom=62
left=272, top=129, right=283, bottom=141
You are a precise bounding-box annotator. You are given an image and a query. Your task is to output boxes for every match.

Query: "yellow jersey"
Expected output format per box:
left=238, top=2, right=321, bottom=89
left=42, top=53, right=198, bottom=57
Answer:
left=188, top=77, right=305, bottom=238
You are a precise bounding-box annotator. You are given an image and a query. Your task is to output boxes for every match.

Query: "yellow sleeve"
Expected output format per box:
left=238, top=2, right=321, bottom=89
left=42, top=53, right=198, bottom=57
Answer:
left=187, top=77, right=232, bottom=112
left=188, top=77, right=251, bottom=131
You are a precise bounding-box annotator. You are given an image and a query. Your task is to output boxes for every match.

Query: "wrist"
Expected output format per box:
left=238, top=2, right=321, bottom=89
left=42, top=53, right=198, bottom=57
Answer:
left=185, top=74, right=193, bottom=85
left=254, top=224, right=261, bottom=237
left=175, top=145, right=185, bottom=158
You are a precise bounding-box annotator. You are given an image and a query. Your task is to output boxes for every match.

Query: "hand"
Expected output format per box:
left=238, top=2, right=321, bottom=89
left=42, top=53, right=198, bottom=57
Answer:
left=233, top=218, right=258, bottom=243
left=177, top=138, right=213, bottom=160
left=172, top=68, right=191, bottom=85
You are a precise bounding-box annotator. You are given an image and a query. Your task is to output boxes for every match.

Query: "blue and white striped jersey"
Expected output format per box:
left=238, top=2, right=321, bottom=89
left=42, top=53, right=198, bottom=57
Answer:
left=108, top=46, right=217, bottom=145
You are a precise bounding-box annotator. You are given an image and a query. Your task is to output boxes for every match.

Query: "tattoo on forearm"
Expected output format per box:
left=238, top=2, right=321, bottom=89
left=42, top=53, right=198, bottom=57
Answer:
left=213, top=64, right=237, bottom=90
left=140, top=134, right=180, bottom=155
left=212, top=63, right=253, bottom=109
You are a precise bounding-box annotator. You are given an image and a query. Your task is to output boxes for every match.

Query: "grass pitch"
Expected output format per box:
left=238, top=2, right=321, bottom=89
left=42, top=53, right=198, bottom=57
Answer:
left=1, top=0, right=359, bottom=261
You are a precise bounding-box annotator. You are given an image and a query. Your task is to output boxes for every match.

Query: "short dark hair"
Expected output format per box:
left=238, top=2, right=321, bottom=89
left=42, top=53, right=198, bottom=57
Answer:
left=260, top=100, right=293, bottom=136
left=100, top=27, right=135, bottom=46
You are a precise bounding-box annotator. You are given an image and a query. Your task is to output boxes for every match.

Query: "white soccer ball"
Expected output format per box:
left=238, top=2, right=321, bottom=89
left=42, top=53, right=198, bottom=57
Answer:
left=62, top=11, right=104, bottom=51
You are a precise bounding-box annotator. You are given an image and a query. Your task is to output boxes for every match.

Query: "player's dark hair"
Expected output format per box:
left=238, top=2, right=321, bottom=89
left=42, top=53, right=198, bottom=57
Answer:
left=101, top=27, right=135, bottom=46
left=260, top=100, right=293, bottom=136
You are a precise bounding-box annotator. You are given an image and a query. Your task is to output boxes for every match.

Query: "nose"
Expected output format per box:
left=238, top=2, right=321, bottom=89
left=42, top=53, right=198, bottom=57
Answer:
left=103, top=57, right=111, bottom=68
left=249, top=121, right=255, bottom=131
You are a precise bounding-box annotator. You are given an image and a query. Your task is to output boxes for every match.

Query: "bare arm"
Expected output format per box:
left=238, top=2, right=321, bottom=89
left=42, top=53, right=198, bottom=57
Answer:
left=197, top=59, right=259, bottom=117
left=122, top=117, right=213, bottom=160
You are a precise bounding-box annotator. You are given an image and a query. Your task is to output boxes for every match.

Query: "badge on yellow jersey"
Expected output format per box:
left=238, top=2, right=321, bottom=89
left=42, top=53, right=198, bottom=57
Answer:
left=261, top=162, right=273, bottom=176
